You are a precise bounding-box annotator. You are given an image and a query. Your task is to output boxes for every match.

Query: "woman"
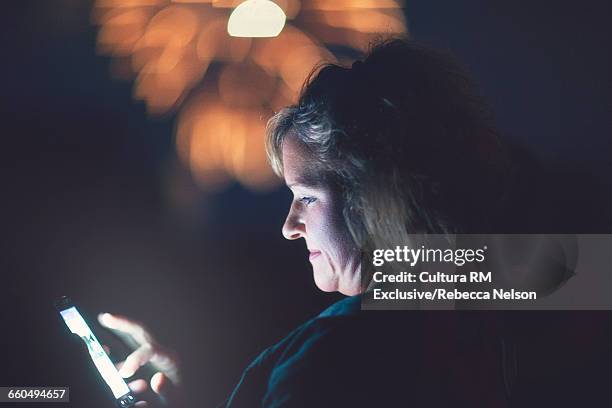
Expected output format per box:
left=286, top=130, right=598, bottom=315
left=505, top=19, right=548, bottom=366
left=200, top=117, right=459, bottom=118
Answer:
left=99, top=38, right=514, bottom=407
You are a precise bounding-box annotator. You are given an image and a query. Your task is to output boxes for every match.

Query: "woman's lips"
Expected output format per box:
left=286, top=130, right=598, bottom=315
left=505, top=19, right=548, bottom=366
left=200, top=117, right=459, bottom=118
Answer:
left=309, top=251, right=321, bottom=261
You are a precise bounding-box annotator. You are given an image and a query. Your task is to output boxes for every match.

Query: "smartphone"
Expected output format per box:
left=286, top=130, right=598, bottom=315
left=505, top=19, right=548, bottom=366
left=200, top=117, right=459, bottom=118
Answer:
left=56, top=296, right=137, bottom=408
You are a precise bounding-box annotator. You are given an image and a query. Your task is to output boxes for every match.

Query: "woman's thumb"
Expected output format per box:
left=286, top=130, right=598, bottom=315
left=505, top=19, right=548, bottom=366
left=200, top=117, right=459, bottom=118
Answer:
left=150, top=372, right=182, bottom=407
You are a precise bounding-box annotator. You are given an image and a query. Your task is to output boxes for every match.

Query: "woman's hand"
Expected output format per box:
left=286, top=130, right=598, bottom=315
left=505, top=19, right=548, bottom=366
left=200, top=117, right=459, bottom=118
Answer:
left=98, top=313, right=184, bottom=407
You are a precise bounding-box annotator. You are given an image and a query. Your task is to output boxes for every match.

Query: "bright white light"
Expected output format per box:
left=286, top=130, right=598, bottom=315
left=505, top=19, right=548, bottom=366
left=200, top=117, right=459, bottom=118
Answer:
left=228, top=0, right=286, bottom=38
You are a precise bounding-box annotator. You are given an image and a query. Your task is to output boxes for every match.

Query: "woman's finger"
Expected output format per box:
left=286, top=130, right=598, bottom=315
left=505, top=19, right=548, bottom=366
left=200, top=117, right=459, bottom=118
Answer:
left=118, top=344, right=155, bottom=378
left=150, top=372, right=166, bottom=395
left=128, top=379, right=148, bottom=394
left=150, top=372, right=183, bottom=407
left=134, top=401, right=149, bottom=407
left=97, top=313, right=152, bottom=345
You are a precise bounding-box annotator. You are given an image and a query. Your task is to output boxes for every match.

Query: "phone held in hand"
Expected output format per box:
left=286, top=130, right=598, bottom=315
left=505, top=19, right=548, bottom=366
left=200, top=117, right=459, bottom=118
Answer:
left=55, top=296, right=137, bottom=408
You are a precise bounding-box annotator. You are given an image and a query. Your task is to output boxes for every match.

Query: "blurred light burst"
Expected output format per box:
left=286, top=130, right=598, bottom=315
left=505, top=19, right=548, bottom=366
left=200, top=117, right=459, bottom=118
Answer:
left=93, top=0, right=408, bottom=191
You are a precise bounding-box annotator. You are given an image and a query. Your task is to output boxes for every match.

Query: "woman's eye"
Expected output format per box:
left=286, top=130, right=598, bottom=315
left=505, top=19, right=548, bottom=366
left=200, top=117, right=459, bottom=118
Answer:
left=298, top=196, right=317, bottom=205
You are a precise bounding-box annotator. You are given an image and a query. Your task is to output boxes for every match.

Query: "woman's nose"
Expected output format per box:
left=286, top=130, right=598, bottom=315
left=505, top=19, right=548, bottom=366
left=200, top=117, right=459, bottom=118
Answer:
left=282, top=206, right=305, bottom=240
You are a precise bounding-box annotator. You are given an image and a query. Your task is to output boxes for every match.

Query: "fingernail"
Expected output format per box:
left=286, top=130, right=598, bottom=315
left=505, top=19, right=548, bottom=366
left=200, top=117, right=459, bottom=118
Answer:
left=98, top=313, right=111, bottom=324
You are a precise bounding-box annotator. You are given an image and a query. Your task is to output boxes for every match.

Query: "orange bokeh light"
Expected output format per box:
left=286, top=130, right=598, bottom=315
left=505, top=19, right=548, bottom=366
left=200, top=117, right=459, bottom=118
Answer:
left=93, top=0, right=408, bottom=192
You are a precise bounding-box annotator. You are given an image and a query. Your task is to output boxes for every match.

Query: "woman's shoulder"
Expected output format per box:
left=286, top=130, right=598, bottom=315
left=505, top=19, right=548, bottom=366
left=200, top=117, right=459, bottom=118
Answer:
left=229, top=298, right=510, bottom=407
left=263, top=297, right=415, bottom=407
left=268, top=295, right=364, bottom=367
left=263, top=301, right=507, bottom=406
left=241, top=295, right=364, bottom=376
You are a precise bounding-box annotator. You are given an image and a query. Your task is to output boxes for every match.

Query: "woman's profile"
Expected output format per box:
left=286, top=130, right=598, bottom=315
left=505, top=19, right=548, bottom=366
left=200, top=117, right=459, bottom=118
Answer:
left=96, top=38, right=567, bottom=407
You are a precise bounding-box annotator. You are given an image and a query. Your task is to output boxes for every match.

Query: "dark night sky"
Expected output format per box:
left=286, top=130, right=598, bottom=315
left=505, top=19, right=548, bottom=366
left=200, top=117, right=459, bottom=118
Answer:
left=1, top=1, right=611, bottom=407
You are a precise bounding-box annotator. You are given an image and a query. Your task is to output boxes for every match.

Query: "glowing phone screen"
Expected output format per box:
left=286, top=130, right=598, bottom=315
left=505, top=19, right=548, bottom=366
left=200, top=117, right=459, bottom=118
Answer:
left=59, top=306, right=131, bottom=399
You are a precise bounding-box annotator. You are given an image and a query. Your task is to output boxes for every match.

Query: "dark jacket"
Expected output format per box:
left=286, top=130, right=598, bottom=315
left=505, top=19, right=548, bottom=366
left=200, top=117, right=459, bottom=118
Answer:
left=221, top=296, right=510, bottom=407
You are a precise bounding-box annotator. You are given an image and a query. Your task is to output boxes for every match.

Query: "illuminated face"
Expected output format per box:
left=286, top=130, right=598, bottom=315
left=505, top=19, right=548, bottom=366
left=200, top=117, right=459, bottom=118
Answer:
left=281, top=135, right=361, bottom=295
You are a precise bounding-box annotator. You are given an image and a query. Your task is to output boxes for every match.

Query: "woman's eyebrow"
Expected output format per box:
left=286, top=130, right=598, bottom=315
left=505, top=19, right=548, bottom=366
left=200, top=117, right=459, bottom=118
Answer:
left=286, top=175, right=322, bottom=189
left=287, top=180, right=317, bottom=189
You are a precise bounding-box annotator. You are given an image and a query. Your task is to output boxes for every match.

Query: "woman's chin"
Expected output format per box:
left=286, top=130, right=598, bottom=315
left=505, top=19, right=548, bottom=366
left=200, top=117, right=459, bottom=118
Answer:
left=312, top=268, right=338, bottom=293
left=312, top=265, right=362, bottom=295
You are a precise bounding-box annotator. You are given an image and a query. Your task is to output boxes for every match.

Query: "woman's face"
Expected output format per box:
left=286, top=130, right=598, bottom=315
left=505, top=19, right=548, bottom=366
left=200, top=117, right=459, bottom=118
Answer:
left=281, top=135, right=361, bottom=296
